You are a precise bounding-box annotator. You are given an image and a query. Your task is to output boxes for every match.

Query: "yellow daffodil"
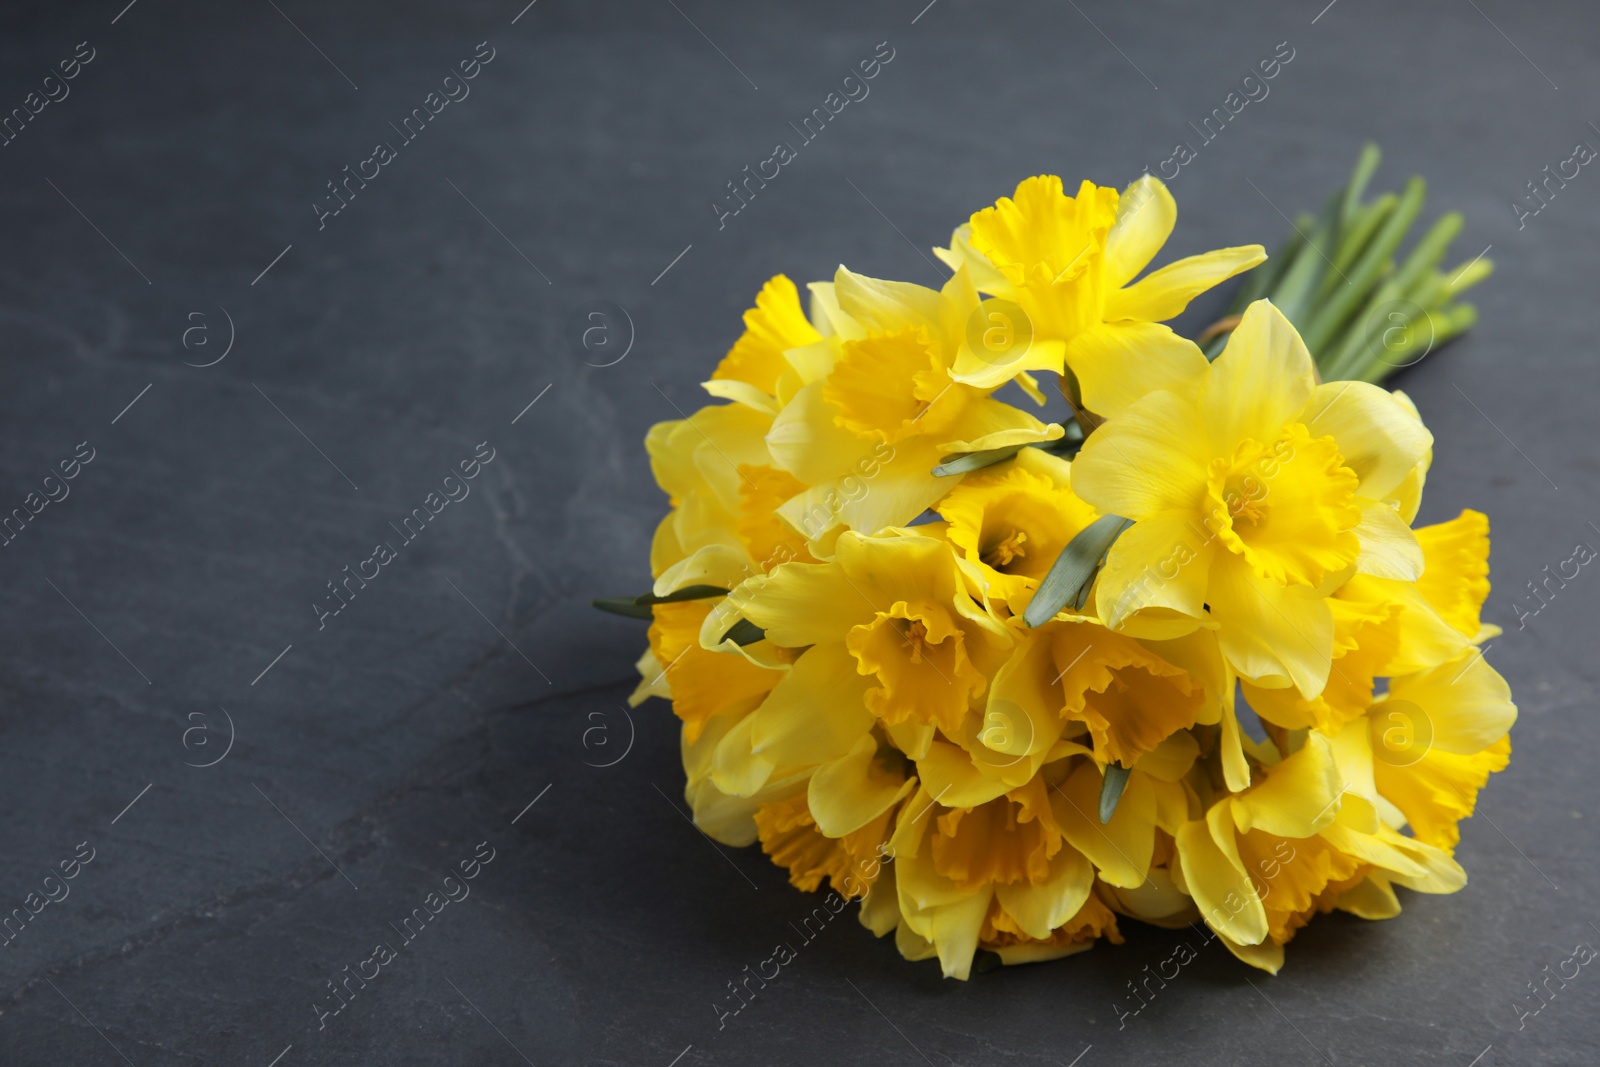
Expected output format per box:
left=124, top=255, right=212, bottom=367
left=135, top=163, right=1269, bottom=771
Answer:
left=935, top=447, right=1100, bottom=605
left=1175, top=733, right=1464, bottom=973
left=1072, top=299, right=1433, bottom=698
left=938, top=175, right=1264, bottom=414
left=1318, top=510, right=1515, bottom=852
left=763, top=266, right=1064, bottom=546
left=717, top=529, right=1008, bottom=752
left=645, top=396, right=814, bottom=586
left=1240, top=509, right=1494, bottom=741
left=890, top=777, right=1122, bottom=978
left=983, top=620, right=1215, bottom=771
left=629, top=597, right=790, bottom=844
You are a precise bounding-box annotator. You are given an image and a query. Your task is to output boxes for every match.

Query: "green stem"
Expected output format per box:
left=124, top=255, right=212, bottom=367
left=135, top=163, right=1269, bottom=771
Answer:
left=1301, top=176, right=1427, bottom=357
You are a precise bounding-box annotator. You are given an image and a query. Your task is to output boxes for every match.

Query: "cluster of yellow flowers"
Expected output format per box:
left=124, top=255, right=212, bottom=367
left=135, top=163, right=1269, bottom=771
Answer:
left=625, top=175, right=1514, bottom=978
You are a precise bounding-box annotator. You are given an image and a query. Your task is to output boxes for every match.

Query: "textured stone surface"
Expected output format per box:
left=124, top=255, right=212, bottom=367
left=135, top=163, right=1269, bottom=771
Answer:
left=0, top=0, right=1592, bottom=1063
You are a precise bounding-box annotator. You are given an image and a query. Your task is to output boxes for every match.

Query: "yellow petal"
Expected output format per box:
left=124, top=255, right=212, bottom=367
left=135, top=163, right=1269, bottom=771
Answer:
left=1217, top=681, right=1252, bottom=793
left=750, top=643, right=875, bottom=767
left=982, top=627, right=1072, bottom=758
left=824, top=328, right=965, bottom=444
left=1232, top=732, right=1343, bottom=839
left=1052, top=761, right=1155, bottom=888
left=1208, top=551, right=1335, bottom=698
left=653, top=543, right=751, bottom=598
left=938, top=456, right=1098, bottom=605
left=710, top=711, right=776, bottom=798
left=1133, top=728, right=1200, bottom=782
left=1301, top=380, right=1433, bottom=501
left=1104, top=245, right=1267, bottom=322
left=847, top=600, right=987, bottom=736
left=1202, top=300, right=1316, bottom=450
left=933, top=223, right=1015, bottom=299
left=778, top=441, right=952, bottom=545
left=647, top=600, right=783, bottom=743
left=1015, top=370, right=1048, bottom=405
left=1234, top=827, right=1363, bottom=944
left=935, top=398, right=1063, bottom=453
left=734, top=465, right=816, bottom=571
left=894, top=913, right=940, bottom=962
left=1347, top=574, right=1470, bottom=677
left=686, top=704, right=776, bottom=845
left=808, top=734, right=916, bottom=837
left=1072, top=389, right=1210, bottom=518
left=1065, top=322, right=1208, bottom=420
left=1103, top=175, right=1176, bottom=288
left=711, top=274, right=821, bottom=395
left=1317, top=819, right=1429, bottom=882
left=735, top=558, right=869, bottom=647
left=629, top=645, right=670, bottom=707
left=915, top=739, right=1014, bottom=809
left=967, top=177, right=1120, bottom=341
left=928, top=888, right=994, bottom=980
left=1336, top=876, right=1402, bottom=920
left=968, top=176, right=1116, bottom=289
left=1141, top=626, right=1230, bottom=725
left=949, top=333, right=1067, bottom=391
left=1094, top=509, right=1216, bottom=636
left=1375, top=828, right=1466, bottom=894
left=1206, top=423, right=1361, bottom=589
left=701, top=377, right=780, bottom=413
left=1353, top=499, right=1424, bottom=581
left=994, top=845, right=1094, bottom=940
left=649, top=403, right=774, bottom=542
left=1176, top=803, right=1268, bottom=945
left=766, top=380, right=874, bottom=484
left=833, top=265, right=943, bottom=334
left=1102, top=865, right=1195, bottom=925
left=1384, top=649, right=1517, bottom=755
left=1387, top=389, right=1431, bottom=521
left=1050, top=623, right=1205, bottom=767
left=860, top=858, right=903, bottom=936
left=1216, top=931, right=1284, bottom=974
left=886, top=718, right=936, bottom=761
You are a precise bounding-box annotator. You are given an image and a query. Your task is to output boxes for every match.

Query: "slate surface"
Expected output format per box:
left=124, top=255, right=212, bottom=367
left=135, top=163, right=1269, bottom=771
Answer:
left=0, top=0, right=1593, bottom=1064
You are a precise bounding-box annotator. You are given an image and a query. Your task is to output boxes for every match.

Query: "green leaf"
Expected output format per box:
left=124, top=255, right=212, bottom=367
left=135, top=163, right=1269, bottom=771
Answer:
left=931, top=444, right=1026, bottom=477
left=1023, top=514, right=1133, bottom=627
left=591, top=583, right=730, bottom=619
left=592, top=597, right=655, bottom=619
left=719, top=618, right=766, bottom=646
left=1099, top=763, right=1130, bottom=824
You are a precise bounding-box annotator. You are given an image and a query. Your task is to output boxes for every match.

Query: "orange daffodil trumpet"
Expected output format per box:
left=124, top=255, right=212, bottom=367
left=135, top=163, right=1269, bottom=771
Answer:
left=609, top=168, right=1512, bottom=981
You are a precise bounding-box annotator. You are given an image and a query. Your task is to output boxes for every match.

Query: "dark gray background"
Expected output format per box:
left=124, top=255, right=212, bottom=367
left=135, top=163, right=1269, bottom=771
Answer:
left=0, top=0, right=1590, bottom=1064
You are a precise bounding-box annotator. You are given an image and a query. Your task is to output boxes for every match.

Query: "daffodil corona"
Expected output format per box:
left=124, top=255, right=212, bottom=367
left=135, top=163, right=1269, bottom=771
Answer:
left=613, top=166, right=1510, bottom=980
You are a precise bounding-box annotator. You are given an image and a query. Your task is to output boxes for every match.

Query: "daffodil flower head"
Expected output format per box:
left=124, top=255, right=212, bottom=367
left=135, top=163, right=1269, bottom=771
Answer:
left=890, top=777, right=1121, bottom=978
left=941, top=174, right=1265, bottom=400
left=935, top=447, right=1099, bottom=605
left=767, top=266, right=1063, bottom=545
left=1072, top=299, right=1433, bottom=698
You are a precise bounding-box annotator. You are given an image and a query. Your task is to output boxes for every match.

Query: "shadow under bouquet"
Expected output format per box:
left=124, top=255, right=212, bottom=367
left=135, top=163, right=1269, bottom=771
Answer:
left=602, top=145, right=1513, bottom=979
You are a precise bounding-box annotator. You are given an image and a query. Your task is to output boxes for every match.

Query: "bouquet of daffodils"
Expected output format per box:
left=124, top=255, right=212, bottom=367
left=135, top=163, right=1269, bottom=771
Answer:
left=604, top=146, right=1513, bottom=978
